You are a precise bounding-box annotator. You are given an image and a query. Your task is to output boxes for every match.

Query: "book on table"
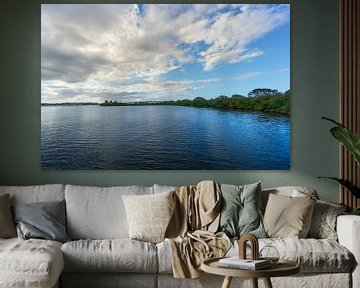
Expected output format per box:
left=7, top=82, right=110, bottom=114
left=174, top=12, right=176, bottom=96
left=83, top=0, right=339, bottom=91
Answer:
left=218, top=257, right=271, bottom=270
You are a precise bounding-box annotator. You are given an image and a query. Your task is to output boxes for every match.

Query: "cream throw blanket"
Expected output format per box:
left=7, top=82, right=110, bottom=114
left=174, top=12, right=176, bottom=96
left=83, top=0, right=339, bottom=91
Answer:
left=165, top=181, right=231, bottom=278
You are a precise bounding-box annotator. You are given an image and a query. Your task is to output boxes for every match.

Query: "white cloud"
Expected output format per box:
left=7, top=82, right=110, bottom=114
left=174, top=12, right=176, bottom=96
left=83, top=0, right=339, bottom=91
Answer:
left=196, top=5, right=289, bottom=70
left=41, top=4, right=289, bottom=103
left=41, top=70, right=283, bottom=103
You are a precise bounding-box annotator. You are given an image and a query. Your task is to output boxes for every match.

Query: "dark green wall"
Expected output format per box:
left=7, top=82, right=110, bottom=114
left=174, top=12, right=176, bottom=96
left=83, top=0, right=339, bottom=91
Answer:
left=0, top=0, right=340, bottom=202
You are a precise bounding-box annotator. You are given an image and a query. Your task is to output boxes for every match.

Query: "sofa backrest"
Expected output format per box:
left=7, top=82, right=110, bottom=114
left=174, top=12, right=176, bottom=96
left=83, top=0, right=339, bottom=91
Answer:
left=0, top=184, right=320, bottom=240
left=65, top=184, right=153, bottom=240
left=0, top=184, right=65, bottom=204
left=153, top=184, right=176, bottom=194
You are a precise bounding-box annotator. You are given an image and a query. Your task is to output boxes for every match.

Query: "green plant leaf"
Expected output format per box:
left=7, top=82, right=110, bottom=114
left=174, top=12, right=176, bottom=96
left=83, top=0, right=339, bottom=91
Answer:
left=330, top=127, right=360, bottom=165
left=318, top=177, right=360, bottom=198
left=351, top=208, right=360, bottom=215
left=322, top=116, right=345, bottom=127
left=322, top=117, right=360, bottom=165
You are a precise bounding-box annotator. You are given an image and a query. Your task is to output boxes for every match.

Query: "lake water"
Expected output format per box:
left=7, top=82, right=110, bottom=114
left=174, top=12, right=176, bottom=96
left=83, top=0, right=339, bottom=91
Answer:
left=41, top=105, right=290, bottom=170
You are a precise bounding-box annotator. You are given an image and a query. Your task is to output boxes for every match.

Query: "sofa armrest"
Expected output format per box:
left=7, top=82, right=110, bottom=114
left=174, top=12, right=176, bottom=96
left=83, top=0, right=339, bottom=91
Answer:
left=337, top=215, right=360, bottom=288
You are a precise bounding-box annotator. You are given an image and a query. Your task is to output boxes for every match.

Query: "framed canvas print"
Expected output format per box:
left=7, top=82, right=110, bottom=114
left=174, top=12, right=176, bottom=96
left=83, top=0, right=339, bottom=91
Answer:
left=41, top=4, right=290, bottom=170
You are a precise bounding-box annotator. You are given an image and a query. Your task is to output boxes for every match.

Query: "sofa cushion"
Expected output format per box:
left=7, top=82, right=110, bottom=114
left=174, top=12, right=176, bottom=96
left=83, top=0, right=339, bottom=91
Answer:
left=218, top=182, right=266, bottom=238
left=61, top=273, right=157, bottom=288
left=12, top=200, right=70, bottom=243
left=61, top=239, right=158, bottom=273
left=0, top=184, right=65, bottom=204
left=157, top=240, right=173, bottom=274
left=235, top=238, right=353, bottom=273
left=122, top=191, right=175, bottom=243
left=261, top=238, right=354, bottom=273
left=263, top=194, right=316, bottom=238
left=0, top=238, right=64, bottom=288
left=307, top=200, right=347, bottom=240
left=153, top=184, right=176, bottom=194
left=65, top=185, right=153, bottom=239
left=0, top=194, right=16, bottom=238
left=157, top=238, right=353, bottom=274
left=261, top=186, right=319, bottom=212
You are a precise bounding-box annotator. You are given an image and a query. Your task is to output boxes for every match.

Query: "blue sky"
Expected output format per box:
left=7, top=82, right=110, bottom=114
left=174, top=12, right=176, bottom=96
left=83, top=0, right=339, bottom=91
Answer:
left=41, top=4, right=290, bottom=103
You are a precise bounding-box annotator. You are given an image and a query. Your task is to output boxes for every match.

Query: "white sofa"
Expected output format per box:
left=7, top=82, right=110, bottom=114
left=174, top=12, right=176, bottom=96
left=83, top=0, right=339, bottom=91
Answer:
left=0, top=184, right=358, bottom=288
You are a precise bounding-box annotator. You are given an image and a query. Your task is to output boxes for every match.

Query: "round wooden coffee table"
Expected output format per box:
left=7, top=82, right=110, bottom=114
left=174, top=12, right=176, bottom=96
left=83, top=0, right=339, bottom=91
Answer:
left=201, top=257, right=300, bottom=288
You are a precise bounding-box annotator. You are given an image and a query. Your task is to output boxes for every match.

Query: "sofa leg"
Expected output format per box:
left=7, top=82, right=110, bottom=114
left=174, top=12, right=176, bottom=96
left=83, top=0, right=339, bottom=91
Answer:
left=251, top=278, right=258, bottom=288
left=221, top=276, right=232, bottom=288
left=263, top=277, right=273, bottom=288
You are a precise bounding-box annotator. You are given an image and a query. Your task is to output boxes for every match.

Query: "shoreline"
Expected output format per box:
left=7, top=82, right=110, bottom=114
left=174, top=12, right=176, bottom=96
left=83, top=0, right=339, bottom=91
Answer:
left=41, top=103, right=290, bottom=116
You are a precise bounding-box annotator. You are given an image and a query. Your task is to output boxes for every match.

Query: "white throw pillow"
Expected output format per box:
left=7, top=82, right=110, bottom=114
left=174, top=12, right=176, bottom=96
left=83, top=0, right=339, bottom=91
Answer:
left=122, top=191, right=175, bottom=243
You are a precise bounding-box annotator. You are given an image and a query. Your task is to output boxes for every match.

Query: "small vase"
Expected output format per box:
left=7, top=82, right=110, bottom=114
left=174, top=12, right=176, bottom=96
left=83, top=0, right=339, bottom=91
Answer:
left=260, top=245, right=280, bottom=264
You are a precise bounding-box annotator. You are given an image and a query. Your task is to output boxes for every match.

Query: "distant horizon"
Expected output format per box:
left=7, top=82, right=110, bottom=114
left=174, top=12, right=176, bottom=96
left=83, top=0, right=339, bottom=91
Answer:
left=41, top=4, right=290, bottom=104
left=41, top=87, right=290, bottom=104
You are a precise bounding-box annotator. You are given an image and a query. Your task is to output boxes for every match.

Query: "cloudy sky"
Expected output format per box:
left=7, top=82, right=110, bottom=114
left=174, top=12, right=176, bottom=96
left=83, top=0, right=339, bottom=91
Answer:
left=41, top=4, right=290, bottom=104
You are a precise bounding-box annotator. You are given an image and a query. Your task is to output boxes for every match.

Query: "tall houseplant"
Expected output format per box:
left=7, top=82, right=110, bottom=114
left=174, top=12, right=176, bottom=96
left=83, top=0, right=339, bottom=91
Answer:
left=320, top=117, right=360, bottom=213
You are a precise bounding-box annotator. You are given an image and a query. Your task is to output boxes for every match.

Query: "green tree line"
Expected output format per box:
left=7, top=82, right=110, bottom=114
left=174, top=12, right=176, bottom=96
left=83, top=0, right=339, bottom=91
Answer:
left=100, top=89, right=290, bottom=115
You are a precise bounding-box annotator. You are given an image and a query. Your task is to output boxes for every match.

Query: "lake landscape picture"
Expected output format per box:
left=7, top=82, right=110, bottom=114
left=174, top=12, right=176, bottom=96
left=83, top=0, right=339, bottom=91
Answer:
left=41, top=4, right=290, bottom=170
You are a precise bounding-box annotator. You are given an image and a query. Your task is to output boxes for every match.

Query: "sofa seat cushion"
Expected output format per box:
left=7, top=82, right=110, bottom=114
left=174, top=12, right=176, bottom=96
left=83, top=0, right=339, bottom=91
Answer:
left=0, top=238, right=64, bottom=288
left=62, top=239, right=158, bottom=273
left=157, top=238, right=353, bottom=274
left=230, top=238, right=353, bottom=273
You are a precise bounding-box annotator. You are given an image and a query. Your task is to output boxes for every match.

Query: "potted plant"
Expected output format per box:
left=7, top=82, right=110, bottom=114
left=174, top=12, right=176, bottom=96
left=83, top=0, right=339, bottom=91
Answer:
left=320, top=117, right=360, bottom=215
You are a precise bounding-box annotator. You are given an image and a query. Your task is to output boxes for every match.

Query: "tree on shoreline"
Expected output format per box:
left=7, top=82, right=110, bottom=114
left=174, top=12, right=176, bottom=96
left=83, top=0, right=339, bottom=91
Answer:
left=99, top=89, right=290, bottom=115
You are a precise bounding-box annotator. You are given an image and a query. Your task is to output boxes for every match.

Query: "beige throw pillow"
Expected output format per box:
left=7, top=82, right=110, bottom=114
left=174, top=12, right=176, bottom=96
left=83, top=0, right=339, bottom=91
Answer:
left=122, top=191, right=175, bottom=243
left=263, top=193, right=316, bottom=238
left=0, top=194, right=17, bottom=238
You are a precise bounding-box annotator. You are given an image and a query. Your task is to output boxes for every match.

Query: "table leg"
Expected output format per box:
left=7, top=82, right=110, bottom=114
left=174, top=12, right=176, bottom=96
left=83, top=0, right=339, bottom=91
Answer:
left=263, top=277, right=273, bottom=288
left=221, top=276, right=233, bottom=288
left=251, top=278, right=258, bottom=288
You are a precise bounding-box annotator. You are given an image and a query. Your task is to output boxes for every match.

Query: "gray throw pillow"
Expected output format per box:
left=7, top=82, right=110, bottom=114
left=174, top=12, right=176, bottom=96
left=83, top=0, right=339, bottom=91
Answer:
left=0, top=194, right=17, bottom=238
left=12, top=200, right=70, bottom=243
left=307, top=200, right=347, bottom=240
left=218, top=182, right=266, bottom=238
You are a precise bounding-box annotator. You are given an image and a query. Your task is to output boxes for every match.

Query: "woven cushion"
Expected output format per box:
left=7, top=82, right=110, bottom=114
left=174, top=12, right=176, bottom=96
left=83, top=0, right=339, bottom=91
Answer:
left=308, top=200, right=347, bottom=240
left=122, top=191, right=175, bottom=243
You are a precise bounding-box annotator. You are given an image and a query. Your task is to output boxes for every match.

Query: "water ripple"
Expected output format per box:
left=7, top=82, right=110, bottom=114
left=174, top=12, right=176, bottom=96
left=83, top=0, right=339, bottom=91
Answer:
left=41, top=105, right=290, bottom=170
